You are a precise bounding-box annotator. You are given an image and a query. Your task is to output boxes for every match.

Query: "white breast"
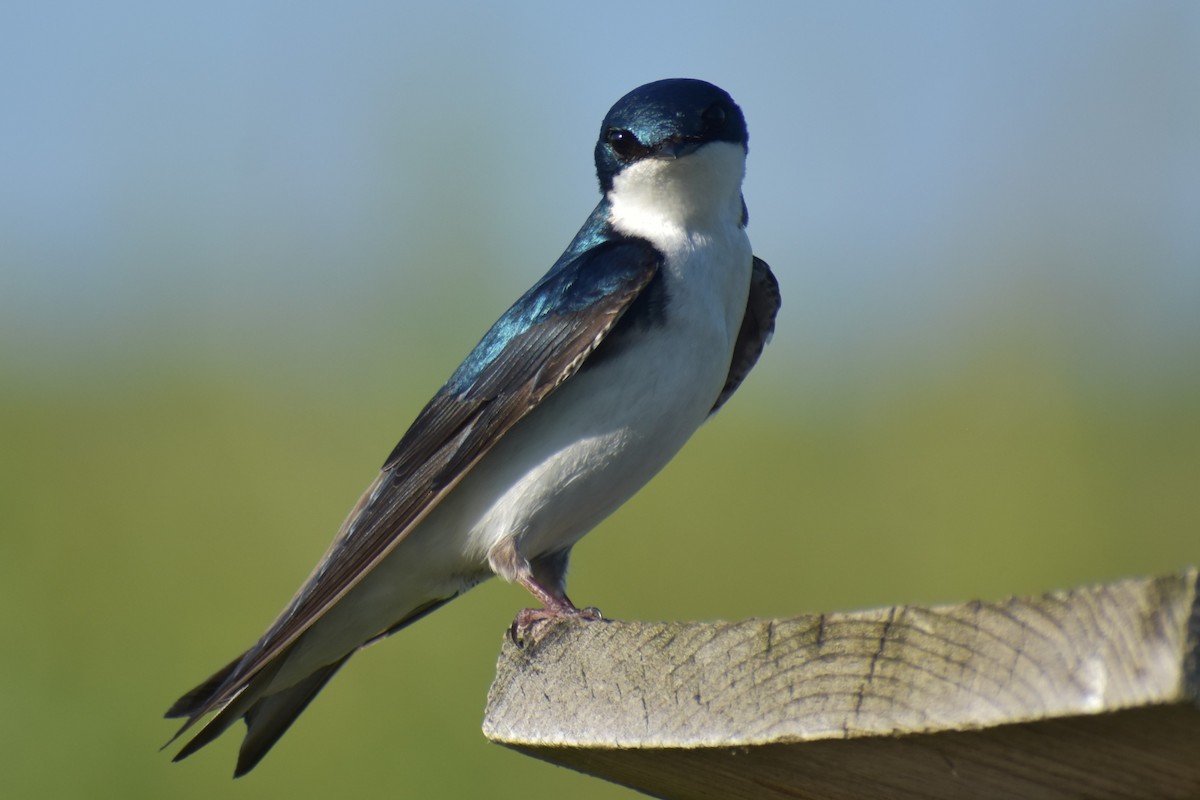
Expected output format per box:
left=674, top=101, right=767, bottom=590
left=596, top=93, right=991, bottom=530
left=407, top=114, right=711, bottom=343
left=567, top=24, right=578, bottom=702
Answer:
left=457, top=140, right=755, bottom=566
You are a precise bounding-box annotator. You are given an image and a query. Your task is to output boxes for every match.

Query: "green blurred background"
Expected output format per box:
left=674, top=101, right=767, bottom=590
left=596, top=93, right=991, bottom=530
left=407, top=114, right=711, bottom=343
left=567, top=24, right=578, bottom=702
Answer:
left=2, top=2, right=1198, bottom=798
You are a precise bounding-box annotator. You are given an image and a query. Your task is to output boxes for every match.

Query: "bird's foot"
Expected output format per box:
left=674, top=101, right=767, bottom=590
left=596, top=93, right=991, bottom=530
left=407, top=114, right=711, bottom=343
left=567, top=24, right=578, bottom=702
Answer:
left=509, top=603, right=603, bottom=646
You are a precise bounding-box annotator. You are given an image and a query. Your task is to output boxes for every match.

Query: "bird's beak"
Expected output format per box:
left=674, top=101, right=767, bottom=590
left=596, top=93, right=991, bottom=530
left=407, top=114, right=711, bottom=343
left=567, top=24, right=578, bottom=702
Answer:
left=652, top=140, right=702, bottom=160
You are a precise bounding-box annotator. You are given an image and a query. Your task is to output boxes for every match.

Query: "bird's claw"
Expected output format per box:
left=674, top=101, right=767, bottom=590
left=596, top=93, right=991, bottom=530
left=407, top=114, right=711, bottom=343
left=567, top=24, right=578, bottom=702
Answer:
left=508, top=604, right=604, bottom=646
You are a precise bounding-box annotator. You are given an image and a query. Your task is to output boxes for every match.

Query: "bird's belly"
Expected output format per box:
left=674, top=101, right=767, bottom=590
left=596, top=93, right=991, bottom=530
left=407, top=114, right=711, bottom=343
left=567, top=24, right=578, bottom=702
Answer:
left=453, top=307, right=739, bottom=570
left=443, top=232, right=754, bottom=573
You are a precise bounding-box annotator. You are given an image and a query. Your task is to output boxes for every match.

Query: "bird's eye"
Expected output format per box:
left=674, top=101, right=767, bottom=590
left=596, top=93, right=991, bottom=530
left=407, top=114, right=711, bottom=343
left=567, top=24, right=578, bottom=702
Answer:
left=605, top=128, right=645, bottom=161
left=702, top=103, right=727, bottom=131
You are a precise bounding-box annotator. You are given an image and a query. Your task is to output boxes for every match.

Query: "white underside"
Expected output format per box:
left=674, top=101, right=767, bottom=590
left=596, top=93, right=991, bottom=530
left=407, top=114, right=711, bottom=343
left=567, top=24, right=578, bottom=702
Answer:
left=272, top=142, right=753, bottom=688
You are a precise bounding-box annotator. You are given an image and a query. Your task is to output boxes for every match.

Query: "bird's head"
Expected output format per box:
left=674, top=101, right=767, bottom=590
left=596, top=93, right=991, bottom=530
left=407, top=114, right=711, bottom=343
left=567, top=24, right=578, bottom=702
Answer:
left=594, top=78, right=748, bottom=195
left=594, top=79, right=750, bottom=235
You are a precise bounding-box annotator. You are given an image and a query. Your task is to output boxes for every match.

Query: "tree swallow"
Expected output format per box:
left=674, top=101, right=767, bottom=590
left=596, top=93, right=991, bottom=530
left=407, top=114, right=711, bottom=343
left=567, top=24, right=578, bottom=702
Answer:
left=165, top=78, right=780, bottom=776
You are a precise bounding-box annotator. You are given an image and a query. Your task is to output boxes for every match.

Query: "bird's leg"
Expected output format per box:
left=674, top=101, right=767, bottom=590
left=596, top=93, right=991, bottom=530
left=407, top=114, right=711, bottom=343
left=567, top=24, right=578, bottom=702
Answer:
left=489, top=540, right=602, bottom=642
left=510, top=575, right=603, bottom=643
left=512, top=573, right=603, bottom=624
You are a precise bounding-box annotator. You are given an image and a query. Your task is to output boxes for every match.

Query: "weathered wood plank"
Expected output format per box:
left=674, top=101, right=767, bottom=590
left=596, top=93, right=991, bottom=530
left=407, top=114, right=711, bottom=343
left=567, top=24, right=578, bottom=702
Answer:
left=483, top=569, right=1200, bottom=799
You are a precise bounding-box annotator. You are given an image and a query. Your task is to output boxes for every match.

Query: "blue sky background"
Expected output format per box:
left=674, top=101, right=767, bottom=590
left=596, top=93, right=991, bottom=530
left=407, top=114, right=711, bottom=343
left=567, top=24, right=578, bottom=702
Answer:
left=3, top=1, right=1197, bottom=388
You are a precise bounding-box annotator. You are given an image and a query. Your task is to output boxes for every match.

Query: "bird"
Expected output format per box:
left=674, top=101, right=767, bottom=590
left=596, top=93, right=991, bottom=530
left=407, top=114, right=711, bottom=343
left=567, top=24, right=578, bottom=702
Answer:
left=165, top=77, right=780, bottom=777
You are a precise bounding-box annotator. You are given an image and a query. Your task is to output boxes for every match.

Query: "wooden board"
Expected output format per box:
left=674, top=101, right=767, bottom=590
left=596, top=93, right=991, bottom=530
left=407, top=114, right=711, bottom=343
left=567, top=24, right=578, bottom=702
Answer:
left=483, top=569, right=1200, bottom=799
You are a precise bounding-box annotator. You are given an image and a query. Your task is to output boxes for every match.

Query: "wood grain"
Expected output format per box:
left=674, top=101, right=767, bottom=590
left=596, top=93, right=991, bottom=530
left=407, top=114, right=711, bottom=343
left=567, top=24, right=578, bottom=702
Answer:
left=483, top=569, right=1200, bottom=799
